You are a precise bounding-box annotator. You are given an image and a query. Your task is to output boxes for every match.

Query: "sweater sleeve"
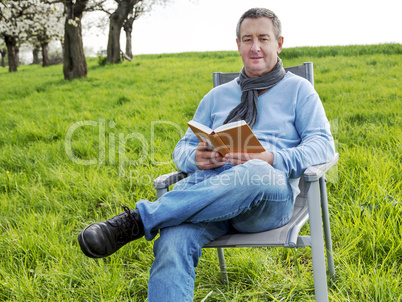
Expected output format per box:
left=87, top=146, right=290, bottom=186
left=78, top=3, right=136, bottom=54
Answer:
left=173, top=94, right=213, bottom=173
left=172, top=129, right=199, bottom=173
left=272, top=90, right=335, bottom=179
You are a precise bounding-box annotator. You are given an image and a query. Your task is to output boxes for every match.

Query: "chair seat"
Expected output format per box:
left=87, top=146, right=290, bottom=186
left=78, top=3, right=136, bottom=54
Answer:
left=205, top=195, right=309, bottom=248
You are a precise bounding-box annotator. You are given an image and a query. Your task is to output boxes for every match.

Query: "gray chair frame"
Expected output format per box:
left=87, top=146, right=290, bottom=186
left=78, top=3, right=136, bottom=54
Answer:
left=154, top=63, right=338, bottom=302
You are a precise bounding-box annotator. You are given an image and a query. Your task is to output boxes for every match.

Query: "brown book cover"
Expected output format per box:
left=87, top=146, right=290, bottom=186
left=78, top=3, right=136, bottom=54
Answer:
left=187, top=120, right=265, bottom=156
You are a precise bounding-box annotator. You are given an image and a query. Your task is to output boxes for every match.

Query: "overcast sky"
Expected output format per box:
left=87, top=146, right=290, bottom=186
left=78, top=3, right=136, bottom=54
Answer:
left=83, top=0, right=402, bottom=56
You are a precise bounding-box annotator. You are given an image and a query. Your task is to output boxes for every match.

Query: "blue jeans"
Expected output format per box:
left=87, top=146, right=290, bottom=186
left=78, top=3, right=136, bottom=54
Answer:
left=135, top=159, right=294, bottom=302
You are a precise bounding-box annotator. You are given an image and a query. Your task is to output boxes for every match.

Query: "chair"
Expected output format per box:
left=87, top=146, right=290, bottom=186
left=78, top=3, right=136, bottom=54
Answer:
left=154, top=63, right=338, bottom=302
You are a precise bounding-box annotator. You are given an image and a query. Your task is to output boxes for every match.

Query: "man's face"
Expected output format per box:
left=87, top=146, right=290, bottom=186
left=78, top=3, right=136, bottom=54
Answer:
left=236, top=17, right=284, bottom=78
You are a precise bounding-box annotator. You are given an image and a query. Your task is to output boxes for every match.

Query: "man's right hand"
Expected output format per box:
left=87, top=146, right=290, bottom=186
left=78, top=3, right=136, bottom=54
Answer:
left=195, top=142, right=226, bottom=170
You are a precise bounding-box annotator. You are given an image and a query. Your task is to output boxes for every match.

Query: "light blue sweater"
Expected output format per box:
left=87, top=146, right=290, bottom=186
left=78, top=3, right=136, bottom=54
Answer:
left=173, top=72, right=335, bottom=183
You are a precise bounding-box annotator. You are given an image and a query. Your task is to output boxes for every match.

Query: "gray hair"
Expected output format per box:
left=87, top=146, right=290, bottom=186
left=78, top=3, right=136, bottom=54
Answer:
left=236, top=8, right=282, bottom=41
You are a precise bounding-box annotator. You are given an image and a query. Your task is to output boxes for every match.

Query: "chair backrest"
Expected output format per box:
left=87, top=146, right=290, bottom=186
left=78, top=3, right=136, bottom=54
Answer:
left=212, top=62, right=315, bottom=200
left=213, top=62, right=314, bottom=87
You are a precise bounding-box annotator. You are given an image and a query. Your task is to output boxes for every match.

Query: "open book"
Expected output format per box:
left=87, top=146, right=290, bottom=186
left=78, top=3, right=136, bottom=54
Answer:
left=187, top=120, right=265, bottom=156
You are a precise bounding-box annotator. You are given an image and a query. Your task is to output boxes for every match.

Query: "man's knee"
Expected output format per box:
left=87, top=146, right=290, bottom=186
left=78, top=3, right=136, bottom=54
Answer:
left=153, top=224, right=202, bottom=262
left=153, top=222, right=228, bottom=259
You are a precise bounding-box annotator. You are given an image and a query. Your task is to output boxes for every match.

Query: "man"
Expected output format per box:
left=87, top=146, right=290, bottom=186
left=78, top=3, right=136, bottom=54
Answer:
left=78, top=8, right=335, bottom=301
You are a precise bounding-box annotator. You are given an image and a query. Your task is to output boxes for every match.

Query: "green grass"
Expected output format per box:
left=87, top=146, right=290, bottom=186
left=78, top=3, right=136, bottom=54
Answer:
left=0, top=44, right=401, bottom=301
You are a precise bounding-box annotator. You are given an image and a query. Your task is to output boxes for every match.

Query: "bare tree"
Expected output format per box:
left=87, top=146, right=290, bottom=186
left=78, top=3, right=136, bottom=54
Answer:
left=123, top=12, right=135, bottom=59
left=123, top=1, right=148, bottom=59
left=106, top=0, right=139, bottom=64
left=82, top=0, right=170, bottom=62
left=99, top=0, right=168, bottom=62
left=122, top=0, right=168, bottom=59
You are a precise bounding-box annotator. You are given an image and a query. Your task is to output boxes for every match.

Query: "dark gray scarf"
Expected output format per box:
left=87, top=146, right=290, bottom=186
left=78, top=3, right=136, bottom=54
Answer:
left=223, top=57, right=286, bottom=128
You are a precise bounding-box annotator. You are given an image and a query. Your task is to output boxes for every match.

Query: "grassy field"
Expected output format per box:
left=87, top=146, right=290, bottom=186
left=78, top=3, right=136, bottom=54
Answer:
left=0, top=44, right=401, bottom=301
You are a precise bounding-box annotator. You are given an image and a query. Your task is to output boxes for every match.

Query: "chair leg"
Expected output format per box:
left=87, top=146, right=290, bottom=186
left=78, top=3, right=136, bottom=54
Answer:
left=216, top=247, right=228, bottom=284
left=306, top=180, right=329, bottom=302
left=156, top=188, right=169, bottom=199
left=319, top=176, right=335, bottom=278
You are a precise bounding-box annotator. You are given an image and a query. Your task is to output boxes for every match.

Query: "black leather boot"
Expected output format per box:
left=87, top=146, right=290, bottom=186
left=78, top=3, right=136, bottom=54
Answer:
left=78, top=205, right=144, bottom=258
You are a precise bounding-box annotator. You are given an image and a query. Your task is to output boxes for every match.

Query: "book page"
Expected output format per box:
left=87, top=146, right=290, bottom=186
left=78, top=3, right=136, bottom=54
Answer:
left=187, top=120, right=214, bottom=135
left=214, top=120, right=246, bottom=133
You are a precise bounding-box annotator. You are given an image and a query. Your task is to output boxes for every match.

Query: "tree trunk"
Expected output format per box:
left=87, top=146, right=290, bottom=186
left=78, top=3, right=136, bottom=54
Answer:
left=15, top=47, right=20, bottom=67
left=63, top=0, right=88, bottom=80
left=4, top=35, right=17, bottom=72
left=41, top=42, right=50, bottom=67
left=33, top=45, right=41, bottom=64
left=125, top=28, right=133, bottom=59
left=124, top=16, right=135, bottom=59
left=107, top=13, right=125, bottom=64
left=107, top=0, right=138, bottom=64
left=0, top=49, right=6, bottom=67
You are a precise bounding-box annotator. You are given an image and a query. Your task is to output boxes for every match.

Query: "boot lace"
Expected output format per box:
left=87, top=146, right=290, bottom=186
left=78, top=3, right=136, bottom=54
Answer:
left=115, top=204, right=139, bottom=240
